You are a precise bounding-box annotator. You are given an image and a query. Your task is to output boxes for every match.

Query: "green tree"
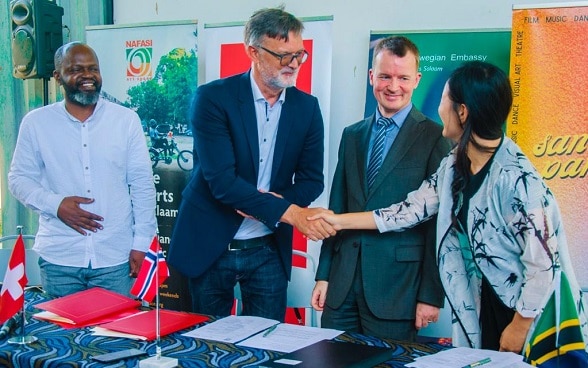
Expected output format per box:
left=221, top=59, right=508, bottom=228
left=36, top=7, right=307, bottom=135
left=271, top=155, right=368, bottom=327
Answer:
left=125, top=79, right=168, bottom=125
left=125, top=48, right=197, bottom=130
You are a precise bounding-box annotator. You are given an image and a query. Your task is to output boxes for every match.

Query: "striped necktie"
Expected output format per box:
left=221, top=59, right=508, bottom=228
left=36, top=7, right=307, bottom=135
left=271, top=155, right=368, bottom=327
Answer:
left=367, top=117, right=393, bottom=189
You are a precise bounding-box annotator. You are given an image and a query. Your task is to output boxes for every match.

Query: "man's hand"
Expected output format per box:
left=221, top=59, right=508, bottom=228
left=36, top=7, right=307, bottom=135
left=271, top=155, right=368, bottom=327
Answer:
left=415, top=302, right=440, bottom=329
left=57, top=196, right=104, bottom=235
left=128, top=250, right=147, bottom=278
left=311, top=280, right=328, bottom=311
left=281, top=205, right=336, bottom=241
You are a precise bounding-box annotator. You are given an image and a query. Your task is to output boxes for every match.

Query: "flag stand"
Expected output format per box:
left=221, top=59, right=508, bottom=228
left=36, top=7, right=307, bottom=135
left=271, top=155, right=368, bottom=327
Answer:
left=139, top=236, right=177, bottom=368
left=7, top=226, right=37, bottom=345
left=7, top=307, right=37, bottom=345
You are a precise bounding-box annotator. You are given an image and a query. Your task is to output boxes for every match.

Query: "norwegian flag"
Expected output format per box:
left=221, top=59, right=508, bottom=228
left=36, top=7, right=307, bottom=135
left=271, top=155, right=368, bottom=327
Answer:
left=130, top=236, right=169, bottom=302
left=0, top=234, right=28, bottom=324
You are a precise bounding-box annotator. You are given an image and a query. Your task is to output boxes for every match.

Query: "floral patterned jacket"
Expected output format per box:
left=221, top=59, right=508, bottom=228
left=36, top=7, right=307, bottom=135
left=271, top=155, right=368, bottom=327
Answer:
left=373, top=137, right=587, bottom=348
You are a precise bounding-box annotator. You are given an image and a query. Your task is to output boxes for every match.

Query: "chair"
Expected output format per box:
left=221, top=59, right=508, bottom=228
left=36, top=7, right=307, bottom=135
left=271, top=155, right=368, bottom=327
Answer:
left=287, top=250, right=318, bottom=326
left=0, top=234, right=42, bottom=287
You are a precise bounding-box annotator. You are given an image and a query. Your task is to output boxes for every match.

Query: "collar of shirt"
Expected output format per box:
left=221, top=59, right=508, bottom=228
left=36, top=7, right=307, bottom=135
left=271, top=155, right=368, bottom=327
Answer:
left=373, top=102, right=412, bottom=132
left=60, top=98, right=105, bottom=123
left=250, top=75, right=286, bottom=106
left=368, top=103, right=413, bottom=166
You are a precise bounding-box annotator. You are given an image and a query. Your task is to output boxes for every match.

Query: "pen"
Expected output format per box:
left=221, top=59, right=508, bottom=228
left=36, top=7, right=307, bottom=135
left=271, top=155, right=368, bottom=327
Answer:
left=262, top=325, right=277, bottom=338
left=461, top=357, right=491, bottom=368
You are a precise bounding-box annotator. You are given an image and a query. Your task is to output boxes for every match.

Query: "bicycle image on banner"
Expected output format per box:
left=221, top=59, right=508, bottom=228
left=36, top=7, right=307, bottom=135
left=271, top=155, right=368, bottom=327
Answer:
left=148, top=119, right=193, bottom=172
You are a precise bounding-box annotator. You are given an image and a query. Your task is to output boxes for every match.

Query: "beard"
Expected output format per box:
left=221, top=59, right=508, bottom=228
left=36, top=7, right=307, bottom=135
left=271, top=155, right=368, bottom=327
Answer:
left=260, top=66, right=299, bottom=90
left=63, top=82, right=102, bottom=106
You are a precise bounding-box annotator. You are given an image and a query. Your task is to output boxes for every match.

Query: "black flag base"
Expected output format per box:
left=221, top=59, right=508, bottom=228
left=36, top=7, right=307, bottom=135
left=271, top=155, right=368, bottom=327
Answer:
left=139, top=355, right=178, bottom=368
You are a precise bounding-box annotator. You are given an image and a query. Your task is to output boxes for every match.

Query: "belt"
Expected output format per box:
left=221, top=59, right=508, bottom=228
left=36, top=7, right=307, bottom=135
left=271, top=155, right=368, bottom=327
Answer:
left=227, top=234, right=273, bottom=251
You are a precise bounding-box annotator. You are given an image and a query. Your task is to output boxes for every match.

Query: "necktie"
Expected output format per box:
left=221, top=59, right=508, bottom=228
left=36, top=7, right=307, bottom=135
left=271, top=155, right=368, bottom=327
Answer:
left=367, top=117, right=393, bottom=189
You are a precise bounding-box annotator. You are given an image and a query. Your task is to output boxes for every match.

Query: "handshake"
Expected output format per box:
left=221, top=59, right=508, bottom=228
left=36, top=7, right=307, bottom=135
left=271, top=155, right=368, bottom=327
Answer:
left=282, top=206, right=342, bottom=241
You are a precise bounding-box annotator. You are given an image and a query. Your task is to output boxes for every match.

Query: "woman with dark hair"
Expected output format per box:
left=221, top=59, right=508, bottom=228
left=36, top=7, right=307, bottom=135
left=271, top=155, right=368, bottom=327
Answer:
left=311, top=61, right=587, bottom=352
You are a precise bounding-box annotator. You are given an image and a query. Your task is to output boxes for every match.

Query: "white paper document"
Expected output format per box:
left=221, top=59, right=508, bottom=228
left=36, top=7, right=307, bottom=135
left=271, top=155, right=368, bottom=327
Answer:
left=405, top=347, right=533, bottom=368
left=91, top=326, right=147, bottom=341
left=182, top=315, right=279, bottom=344
left=236, top=323, right=343, bottom=353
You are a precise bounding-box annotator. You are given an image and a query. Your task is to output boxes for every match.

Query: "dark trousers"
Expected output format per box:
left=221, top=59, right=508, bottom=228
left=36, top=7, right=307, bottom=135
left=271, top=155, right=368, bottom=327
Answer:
left=188, top=239, right=287, bottom=322
left=480, top=276, right=516, bottom=350
left=321, top=257, right=416, bottom=341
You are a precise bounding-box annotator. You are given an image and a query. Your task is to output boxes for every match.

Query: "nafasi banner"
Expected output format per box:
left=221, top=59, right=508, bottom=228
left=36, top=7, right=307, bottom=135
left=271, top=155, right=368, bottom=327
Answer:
left=509, top=3, right=588, bottom=287
left=87, top=20, right=198, bottom=311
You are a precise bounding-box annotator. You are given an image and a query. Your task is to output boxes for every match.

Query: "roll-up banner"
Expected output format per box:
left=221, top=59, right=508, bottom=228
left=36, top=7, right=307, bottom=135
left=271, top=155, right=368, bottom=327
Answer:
left=87, top=20, right=198, bottom=311
left=509, top=2, right=588, bottom=288
left=366, top=30, right=511, bottom=122
left=202, top=16, right=333, bottom=325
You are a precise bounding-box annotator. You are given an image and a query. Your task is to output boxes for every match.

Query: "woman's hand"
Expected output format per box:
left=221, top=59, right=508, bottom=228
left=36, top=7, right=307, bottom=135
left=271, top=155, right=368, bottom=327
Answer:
left=500, top=312, right=534, bottom=353
left=307, top=208, right=342, bottom=230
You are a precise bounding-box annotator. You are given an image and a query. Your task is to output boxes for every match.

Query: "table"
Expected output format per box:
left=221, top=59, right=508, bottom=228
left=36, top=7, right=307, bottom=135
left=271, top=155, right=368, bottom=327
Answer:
left=0, top=290, right=450, bottom=367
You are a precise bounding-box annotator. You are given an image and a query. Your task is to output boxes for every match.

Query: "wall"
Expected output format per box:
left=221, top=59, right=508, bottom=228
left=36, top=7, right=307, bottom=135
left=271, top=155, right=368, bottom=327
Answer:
left=112, top=0, right=570, bottom=184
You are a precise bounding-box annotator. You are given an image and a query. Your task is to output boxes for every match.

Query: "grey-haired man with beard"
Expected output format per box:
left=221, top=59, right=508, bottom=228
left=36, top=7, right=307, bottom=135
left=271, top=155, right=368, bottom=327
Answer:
left=8, top=42, right=157, bottom=298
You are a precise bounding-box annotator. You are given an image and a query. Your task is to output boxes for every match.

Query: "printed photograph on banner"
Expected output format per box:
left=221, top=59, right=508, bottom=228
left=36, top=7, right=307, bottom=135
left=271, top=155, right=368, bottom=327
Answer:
left=364, top=31, right=511, bottom=122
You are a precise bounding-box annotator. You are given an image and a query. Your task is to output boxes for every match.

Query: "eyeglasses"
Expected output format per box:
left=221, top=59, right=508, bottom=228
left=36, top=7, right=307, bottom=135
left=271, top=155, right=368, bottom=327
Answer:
left=257, top=46, right=309, bottom=66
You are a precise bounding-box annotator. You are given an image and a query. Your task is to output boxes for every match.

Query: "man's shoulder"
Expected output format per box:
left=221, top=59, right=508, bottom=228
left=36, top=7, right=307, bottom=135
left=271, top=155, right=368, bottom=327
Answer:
left=203, top=72, right=246, bottom=89
left=344, top=116, right=372, bottom=132
left=285, top=86, right=318, bottom=103
left=22, top=102, right=62, bottom=123
left=407, top=108, right=443, bottom=132
left=195, top=73, right=247, bottom=102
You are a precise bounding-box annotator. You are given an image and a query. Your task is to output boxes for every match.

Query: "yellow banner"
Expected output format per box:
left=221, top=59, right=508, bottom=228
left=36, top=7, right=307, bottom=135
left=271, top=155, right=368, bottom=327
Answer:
left=508, top=3, right=588, bottom=286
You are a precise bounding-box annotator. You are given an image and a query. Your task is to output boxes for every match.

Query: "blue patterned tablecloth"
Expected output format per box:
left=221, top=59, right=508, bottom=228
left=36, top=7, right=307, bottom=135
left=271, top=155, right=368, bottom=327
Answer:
left=0, top=290, right=450, bottom=367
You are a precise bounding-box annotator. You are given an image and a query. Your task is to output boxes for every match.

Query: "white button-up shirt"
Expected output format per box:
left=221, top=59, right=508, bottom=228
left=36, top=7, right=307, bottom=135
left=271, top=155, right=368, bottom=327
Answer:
left=8, top=98, right=157, bottom=268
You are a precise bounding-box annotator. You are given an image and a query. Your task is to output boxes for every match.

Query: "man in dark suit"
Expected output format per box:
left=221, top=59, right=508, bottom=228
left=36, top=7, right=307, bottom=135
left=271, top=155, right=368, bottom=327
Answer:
left=311, top=36, right=452, bottom=340
left=168, top=6, right=334, bottom=321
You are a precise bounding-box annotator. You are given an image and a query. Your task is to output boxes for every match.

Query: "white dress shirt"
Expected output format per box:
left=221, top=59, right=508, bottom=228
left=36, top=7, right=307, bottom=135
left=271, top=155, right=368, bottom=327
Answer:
left=233, top=76, right=285, bottom=240
left=8, top=98, right=157, bottom=268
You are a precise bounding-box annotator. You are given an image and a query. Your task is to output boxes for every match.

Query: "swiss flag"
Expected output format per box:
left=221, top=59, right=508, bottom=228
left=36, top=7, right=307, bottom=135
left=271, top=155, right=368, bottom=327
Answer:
left=0, top=234, right=28, bottom=324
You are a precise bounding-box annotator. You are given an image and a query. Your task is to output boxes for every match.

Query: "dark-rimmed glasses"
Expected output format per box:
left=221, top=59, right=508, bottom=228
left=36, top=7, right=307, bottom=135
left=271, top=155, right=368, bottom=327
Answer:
left=257, top=46, right=309, bottom=66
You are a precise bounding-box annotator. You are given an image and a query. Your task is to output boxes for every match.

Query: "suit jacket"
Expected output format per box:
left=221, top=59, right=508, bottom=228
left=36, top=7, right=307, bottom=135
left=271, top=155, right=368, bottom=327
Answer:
left=168, top=71, right=324, bottom=279
left=316, top=107, right=452, bottom=320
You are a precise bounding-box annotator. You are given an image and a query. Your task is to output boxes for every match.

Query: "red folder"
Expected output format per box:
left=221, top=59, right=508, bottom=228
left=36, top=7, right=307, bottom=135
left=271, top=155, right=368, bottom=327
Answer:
left=34, top=287, right=141, bottom=327
left=98, top=309, right=209, bottom=340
